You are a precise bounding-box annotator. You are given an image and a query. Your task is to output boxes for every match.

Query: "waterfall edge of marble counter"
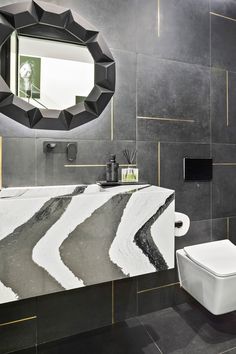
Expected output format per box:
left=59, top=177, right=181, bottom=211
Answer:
left=0, top=184, right=175, bottom=304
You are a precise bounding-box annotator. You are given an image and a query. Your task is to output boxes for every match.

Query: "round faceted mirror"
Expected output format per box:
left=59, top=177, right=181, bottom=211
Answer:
left=0, top=0, right=115, bottom=130
left=10, top=33, right=94, bottom=110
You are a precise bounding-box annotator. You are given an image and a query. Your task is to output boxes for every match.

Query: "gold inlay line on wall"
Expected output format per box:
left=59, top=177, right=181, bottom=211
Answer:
left=226, top=70, right=229, bottom=126
left=213, top=162, right=236, bottom=166
left=0, top=316, right=36, bottom=327
left=227, top=217, right=230, bottom=239
left=137, top=116, right=195, bottom=123
left=157, top=0, right=160, bottom=37
left=210, top=12, right=236, bottom=23
left=0, top=136, right=2, bottom=190
left=137, top=282, right=180, bottom=294
left=64, top=164, right=137, bottom=168
left=111, top=97, right=114, bottom=141
left=157, top=142, right=161, bottom=186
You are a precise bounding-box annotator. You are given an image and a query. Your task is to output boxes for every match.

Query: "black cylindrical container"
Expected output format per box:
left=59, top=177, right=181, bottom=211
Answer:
left=106, top=154, right=119, bottom=182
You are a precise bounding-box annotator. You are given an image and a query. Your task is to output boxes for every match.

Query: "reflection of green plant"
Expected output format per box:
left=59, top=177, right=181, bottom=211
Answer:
left=19, top=55, right=41, bottom=99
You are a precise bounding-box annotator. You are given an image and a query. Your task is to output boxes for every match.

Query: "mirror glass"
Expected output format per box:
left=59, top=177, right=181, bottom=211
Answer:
left=10, top=33, right=94, bottom=110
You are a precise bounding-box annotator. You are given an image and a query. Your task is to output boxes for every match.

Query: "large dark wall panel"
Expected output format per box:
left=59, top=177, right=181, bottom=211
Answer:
left=137, top=55, right=210, bottom=143
left=1, top=0, right=236, bottom=352
left=136, top=0, right=210, bottom=66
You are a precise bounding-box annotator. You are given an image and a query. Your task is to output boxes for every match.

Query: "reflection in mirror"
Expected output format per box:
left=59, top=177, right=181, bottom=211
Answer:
left=10, top=33, right=94, bottom=110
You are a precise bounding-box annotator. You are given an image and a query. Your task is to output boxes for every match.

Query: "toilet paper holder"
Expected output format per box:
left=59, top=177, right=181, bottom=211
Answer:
left=175, top=221, right=183, bottom=228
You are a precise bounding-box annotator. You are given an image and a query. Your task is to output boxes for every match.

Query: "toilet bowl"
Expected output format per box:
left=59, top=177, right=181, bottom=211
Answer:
left=176, top=240, right=236, bottom=315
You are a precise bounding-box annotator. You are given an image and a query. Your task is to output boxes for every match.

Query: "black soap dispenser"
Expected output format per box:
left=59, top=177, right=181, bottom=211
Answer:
left=106, top=154, right=119, bottom=182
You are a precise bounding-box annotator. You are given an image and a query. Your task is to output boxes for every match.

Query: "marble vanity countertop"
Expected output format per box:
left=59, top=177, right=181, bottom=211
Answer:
left=0, top=184, right=175, bottom=304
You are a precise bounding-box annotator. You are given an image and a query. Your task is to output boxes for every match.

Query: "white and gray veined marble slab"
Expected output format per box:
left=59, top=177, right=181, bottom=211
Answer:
left=0, top=184, right=175, bottom=304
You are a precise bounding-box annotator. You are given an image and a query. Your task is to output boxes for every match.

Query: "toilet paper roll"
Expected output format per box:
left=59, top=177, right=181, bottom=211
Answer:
left=175, top=212, right=190, bottom=237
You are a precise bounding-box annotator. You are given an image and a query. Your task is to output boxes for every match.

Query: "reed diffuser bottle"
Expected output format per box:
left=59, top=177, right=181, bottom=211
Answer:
left=122, top=149, right=139, bottom=182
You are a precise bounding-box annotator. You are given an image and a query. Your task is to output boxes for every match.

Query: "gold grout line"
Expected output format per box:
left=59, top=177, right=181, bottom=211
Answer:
left=157, top=0, right=160, bottom=37
left=137, top=282, right=180, bottom=294
left=112, top=281, right=115, bottom=324
left=0, top=136, right=2, bottom=189
left=64, top=164, right=137, bottom=168
left=227, top=217, right=230, bottom=239
left=218, top=345, right=236, bottom=354
left=157, top=142, right=161, bottom=186
left=210, top=12, right=236, bottom=23
left=0, top=316, right=37, bottom=327
left=213, top=162, right=236, bottom=166
left=137, top=116, right=195, bottom=123
left=111, top=97, right=114, bottom=141
left=226, top=70, right=229, bottom=127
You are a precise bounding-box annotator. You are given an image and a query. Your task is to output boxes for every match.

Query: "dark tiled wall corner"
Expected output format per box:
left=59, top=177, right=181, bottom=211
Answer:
left=1, top=0, right=236, bottom=351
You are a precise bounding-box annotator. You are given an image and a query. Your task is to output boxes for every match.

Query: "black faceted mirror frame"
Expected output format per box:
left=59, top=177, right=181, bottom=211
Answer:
left=0, top=0, right=115, bottom=130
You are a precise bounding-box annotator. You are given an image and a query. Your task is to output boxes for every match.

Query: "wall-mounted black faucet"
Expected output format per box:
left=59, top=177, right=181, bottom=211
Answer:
left=43, top=141, right=77, bottom=162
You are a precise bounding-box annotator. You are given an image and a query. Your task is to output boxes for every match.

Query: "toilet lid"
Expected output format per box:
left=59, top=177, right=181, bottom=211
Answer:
left=184, top=240, right=236, bottom=277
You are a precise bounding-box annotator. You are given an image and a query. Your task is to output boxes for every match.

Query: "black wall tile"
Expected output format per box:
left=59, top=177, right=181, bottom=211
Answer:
left=54, top=0, right=137, bottom=53
left=212, top=144, right=236, bottom=218
left=212, top=218, right=228, bottom=241
left=137, top=141, right=158, bottom=185
left=137, top=269, right=178, bottom=292
left=136, top=0, right=210, bottom=66
left=112, top=49, right=136, bottom=141
left=211, top=68, right=236, bottom=144
left=2, top=138, right=36, bottom=187
left=137, top=284, right=189, bottom=316
left=175, top=219, right=212, bottom=250
left=137, top=55, right=210, bottom=143
left=160, top=143, right=211, bottom=221
left=37, top=283, right=112, bottom=344
left=211, top=14, right=236, bottom=71
left=113, top=278, right=137, bottom=323
left=0, top=319, right=37, bottom=354
left=211, top=0, right=236, bottom=18
left=229, top=216, right=236, bottom=245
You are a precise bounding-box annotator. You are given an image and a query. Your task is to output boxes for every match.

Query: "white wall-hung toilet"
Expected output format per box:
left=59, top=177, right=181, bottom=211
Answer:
left=176, top=240, right=236, bottom=315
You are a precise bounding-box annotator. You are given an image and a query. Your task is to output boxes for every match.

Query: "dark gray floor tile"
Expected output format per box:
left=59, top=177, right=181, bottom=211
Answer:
left=137, top=269, right=178, bottom=292
left=211, top=0, right=236, bottom=18
left=52, top=0, right=137, bottom=53
left=212, top=218, right=228, bottom=241
left=37, top=283, right=112, bottom=344
left=175, top=220, right=212, bottom=250
left=36, top=139, right=136, bottom=185
left=137, top=141, right=158, bottom=185
left=2, top=138, right=36, bottom=187
left=37, top=318, right=160, bottom=354
left=114, top=278, right=137, bottom=323
left=160, top=143, right=211, bottom=221
left=13, top=348, right=36, bottom=354
left=112, top=49, right=136, bottom=141
left=0, top=319, right=36, bottom=354
left=139, top=302, right=236, bottom=354
left=137, top=56, right=210, bottom=143
left=212, top=144, right=236, bottom=218
left=211, top=14, right=236, bottom=71
left=136, top=0, right=210, bottom=66
left=211, top=68, right=236, bottom=144
left=138, top=284, right=189, bottom=316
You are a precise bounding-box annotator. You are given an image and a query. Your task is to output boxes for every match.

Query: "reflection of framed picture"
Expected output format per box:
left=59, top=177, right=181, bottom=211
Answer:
left=19, top=55, right=41, bottom=99
left=75, top=95, right=86, bottom=104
